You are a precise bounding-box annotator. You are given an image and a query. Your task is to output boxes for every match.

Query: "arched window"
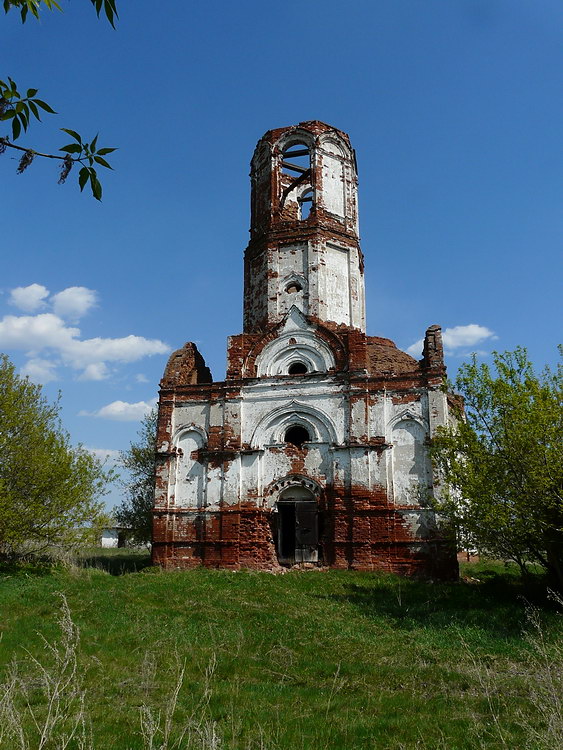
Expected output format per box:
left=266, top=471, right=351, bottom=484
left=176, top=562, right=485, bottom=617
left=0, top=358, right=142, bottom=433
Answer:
left=298, top=189, right=313, bottom=220
left=284, top=425, right=310, bottom=447
left=280, top=143, right=313, bottom=213
left=281, top=143, right=310, bottom=176
left=285, top=281, right=303, bottom=294
left=288, top=362, right=308, bottom=375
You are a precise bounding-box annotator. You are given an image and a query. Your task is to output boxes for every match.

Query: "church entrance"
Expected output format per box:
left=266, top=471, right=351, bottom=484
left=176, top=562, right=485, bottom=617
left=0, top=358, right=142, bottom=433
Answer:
left=276, top=487, right=318, bottom=565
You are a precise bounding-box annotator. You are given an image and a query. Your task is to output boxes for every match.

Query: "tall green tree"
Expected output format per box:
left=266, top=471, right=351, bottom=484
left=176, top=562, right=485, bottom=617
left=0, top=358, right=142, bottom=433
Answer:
left=432, top=347, right=563, bottom=587
left=0, top=353, right=113, bottom=557
left=115, top=407, right=157, bottom=544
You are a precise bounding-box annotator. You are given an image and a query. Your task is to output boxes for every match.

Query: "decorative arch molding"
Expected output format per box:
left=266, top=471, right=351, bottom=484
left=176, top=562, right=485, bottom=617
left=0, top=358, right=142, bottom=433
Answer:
left=387, top=408, right=428, bottom=433
left=282, top=272, right=308, bottom=294
left=172, top=424, right=207, bottom=448
left=250, top=400, right=338, bottom=449
left=318, top=134, right=350, bottom=160
left=242, top=307, right=346, bottom=378
left=266, top=473, right=324, bottom=498
left=274, top=129, right=315, bottom=155
left=256, top=332, right=335, bottom=377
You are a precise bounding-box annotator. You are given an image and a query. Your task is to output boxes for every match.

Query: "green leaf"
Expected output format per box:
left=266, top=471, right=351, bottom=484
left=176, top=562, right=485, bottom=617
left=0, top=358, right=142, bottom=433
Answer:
left=18, top=110, right=29, bottom=131
left=26, top=88, right=38, bottom=98
left=90, top=134, right=99, bottom=153
left=1, top=109, right=16, bottom=120
left=60, top=128, right=82, bottom=143
left=78, top=167, right=89, bottom=192
left=93, top=155, right=112, bottom=169
left=12, top=116, right=21, bottom=140
left=34, top=99, right=56, bottom=114
left=60, top=144, right=83, bottom=154
left=28, top=100, right=40, bottom=120
left=90, top=171, right=102, bottom=201
left=90, top=0, right=118, bottom=28
left=96, top=147, right=117, bottom=155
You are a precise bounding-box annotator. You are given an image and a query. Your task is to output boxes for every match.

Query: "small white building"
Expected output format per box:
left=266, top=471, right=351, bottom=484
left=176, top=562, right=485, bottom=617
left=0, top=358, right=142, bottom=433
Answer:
left=100, top=527, right=130, bottom=548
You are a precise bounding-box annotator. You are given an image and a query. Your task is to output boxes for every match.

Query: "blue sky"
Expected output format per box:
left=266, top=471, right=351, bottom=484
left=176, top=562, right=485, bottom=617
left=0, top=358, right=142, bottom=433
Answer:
left=1, top=0, right=561, bottom=507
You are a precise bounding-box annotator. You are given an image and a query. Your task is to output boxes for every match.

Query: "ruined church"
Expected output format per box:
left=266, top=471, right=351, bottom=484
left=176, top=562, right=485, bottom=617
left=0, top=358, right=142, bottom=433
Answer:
left=152, top=120, right=458, bottom=578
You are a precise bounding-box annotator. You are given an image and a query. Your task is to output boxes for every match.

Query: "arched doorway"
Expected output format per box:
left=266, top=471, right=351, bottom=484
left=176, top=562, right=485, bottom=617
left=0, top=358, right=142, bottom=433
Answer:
left=276, top=486, right=318, bottom=565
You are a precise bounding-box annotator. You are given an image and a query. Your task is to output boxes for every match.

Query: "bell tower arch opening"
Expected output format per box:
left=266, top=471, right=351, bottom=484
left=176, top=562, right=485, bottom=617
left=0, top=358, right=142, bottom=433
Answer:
left=281, top=142, right=310, bottom=177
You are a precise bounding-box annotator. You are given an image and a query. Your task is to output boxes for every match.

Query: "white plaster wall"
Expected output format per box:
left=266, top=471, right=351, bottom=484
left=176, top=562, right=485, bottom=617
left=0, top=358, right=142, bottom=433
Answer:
left=391, top=419, right=432, bottom=506
left=323, top=243, right=351, bottom=326
left=348, top=248, right=366, bottom=330
left=322, top=154, right=345, bottom=217
left=173, top=403, right=209, bottom=437
left=163, top=382, right=449, bottom=515
left=273, top=243, right=308, bottom=319
left=265, top=237, right=365, bottom=333
left=174, top=431, right=205, bottom=508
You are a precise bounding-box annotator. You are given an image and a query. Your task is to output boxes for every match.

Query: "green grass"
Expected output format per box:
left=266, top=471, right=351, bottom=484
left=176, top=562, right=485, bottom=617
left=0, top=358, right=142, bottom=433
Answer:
left=0, top=553, right=561, bottom=749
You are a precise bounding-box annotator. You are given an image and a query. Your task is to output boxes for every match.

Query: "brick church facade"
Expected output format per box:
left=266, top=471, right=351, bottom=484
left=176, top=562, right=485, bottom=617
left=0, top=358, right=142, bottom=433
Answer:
left=152, top=120, right=458, bottom=578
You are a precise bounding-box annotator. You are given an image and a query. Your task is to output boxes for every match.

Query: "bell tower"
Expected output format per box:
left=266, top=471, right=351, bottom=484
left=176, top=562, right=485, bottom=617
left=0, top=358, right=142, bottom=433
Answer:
left=243, top=121, right=366, bottom=333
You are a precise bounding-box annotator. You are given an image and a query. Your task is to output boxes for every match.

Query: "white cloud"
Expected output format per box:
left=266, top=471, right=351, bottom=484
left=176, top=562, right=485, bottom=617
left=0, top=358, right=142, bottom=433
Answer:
left=135, top=373, right=149, bottom=383
left=52, top=286, right=97, bottom=320
left=407, top=324, right=497, bottom=357
left=0, top=313, right=79, bottom=351
left=0, top=311, right=170, bottom=381
left=406, top=339, right=424, bottom=357
left=79, top=362, right=110, bottom=381
left=87, top=447, right=121, bottom=463
left=9, top=284, right=49, bottom=313
left=80, top=399, right=157, bottom=421
left=442, top=324, right=497, bottom=350
left=66, top=334, right=169, bottom=367
left=20, top=357, right=58, bottom=383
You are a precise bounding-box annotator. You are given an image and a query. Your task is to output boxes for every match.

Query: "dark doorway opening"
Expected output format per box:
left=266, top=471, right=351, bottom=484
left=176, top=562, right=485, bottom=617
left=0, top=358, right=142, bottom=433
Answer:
left=276, top=493, right=319, bottom=565
left=278, top=502, right=296, bottom=560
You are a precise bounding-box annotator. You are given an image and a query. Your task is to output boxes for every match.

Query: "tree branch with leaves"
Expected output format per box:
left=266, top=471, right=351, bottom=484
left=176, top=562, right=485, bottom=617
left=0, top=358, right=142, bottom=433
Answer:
left=1, top=0, right=118, bottom=199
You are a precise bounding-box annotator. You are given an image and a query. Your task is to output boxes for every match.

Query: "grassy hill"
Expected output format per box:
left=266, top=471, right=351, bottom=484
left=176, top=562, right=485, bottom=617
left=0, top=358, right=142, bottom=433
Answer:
left=0, top=552, right=561, bottom=749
